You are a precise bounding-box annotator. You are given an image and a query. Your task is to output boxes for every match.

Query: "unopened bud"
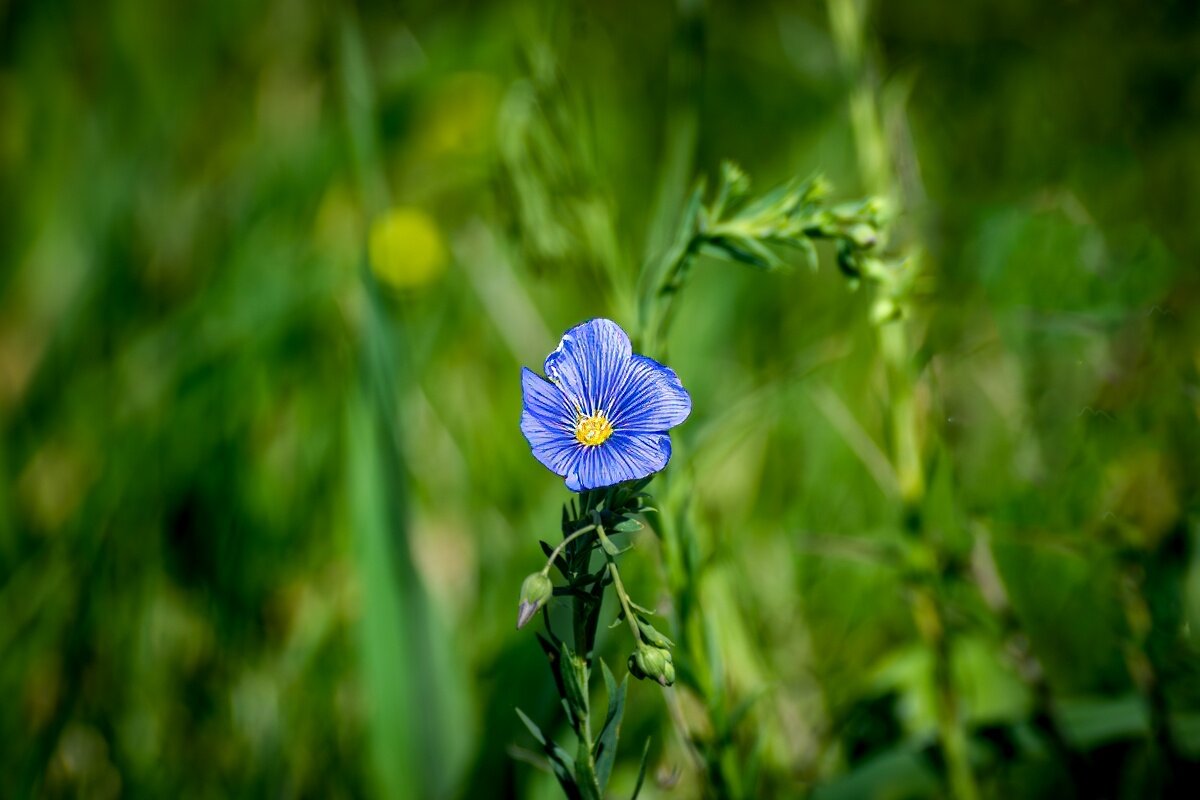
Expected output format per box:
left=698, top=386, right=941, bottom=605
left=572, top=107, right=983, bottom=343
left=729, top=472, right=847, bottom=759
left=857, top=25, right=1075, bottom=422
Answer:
left=628, top=645, right=675, bottom=687
left=516, top=572, right=553, bottom=629
left=848, top=223, right=878, bottom=249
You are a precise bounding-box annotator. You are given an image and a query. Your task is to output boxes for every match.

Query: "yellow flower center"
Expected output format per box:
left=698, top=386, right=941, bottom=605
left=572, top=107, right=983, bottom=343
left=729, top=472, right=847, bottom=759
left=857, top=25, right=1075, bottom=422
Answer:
left=574, top=411, right=614, bottom=446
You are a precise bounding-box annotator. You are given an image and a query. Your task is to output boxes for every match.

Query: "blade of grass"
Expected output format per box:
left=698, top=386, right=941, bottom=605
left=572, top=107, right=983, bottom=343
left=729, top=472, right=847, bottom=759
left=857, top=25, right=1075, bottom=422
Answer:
left=339, top=11, right=471, bottom=798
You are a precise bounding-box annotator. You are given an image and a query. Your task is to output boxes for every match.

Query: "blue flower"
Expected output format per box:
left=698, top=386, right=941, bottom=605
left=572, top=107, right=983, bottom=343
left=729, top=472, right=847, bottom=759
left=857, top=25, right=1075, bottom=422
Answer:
left=521, top=318, right=692, bottom=491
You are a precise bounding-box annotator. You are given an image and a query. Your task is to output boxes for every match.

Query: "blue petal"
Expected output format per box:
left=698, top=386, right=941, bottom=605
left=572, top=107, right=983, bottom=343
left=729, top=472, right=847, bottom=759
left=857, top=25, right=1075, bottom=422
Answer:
left=608, top=355, right=691, bottom=433
left=564, top=432, right=672, bottom=491
left=544, top=318, right=632, bottom=414
left=526, top=318, right=690, bottom=491
left=520, top=367, right=582, bottom=477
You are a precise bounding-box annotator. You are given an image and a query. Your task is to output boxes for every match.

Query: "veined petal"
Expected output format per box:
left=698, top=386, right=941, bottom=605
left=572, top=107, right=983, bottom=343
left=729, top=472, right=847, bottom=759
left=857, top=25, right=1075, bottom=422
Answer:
left=521, top=367, right=574, bottom=430
left=544, top=318, right=632, bottom=415
left=608, top=355, right=691, bottom=433
left=564, top=447, right=608, bottom=492
left=522, top=318, right=690, bottom=491
left=609, top=432, right=672, bottom=476
left=564, top=432, right=671, bottom=491
left=521, top=367, right=581, bottom=477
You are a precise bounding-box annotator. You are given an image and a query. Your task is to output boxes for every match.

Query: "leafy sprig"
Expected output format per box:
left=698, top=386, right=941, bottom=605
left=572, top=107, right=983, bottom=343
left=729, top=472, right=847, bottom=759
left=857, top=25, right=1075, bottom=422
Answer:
left=514, top=480, right=668, bottom=800
left=641, top=160, right=912, bottom=354
left=515, top=161, right=911, bottom=797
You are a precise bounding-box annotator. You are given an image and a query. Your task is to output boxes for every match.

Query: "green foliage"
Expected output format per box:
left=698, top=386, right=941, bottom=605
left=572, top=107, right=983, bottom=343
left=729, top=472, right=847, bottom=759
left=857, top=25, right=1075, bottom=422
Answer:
left=639, top=158, right=902, bottom=362
left=516, top=483, right=661, bottom=799
left=2, top=0, right=1199, bottom=798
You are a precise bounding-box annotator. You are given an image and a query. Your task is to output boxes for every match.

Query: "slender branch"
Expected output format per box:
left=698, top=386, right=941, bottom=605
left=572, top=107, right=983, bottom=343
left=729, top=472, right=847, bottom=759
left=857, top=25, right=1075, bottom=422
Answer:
left=543, top=524, right=598, bottom=576
left=606, top=554, right=646, bottom=646
left=825, top=0, right=977, bottom=797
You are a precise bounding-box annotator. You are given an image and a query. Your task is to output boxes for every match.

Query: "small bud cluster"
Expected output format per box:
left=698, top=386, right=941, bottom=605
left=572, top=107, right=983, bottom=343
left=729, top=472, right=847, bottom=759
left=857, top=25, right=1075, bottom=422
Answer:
left=628, top=643, right=675, bottom=687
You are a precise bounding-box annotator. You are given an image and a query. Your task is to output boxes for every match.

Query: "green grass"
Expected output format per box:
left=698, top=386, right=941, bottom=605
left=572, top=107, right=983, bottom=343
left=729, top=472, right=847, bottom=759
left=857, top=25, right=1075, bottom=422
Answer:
left=2, top=0, right=1199, bottom=797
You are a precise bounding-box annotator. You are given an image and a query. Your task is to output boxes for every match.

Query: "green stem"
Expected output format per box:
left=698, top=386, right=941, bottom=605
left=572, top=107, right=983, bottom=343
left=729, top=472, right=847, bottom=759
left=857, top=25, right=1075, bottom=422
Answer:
left=575, top=692, right=600, bottom=800
left=880, top=323, right=924, bottom=506
left=644, top=240, right=700, bottom=357
left=826, top=0, right=976, bottom=796
left=560, top=499, right=603, bottom=799
left=1117, top=558, right=1181, bottom=774
left=542, top=523, right=598, bottom=576
left=605, top=553, right=646, bottom=646
left=912, top=581, right=977, bottom=800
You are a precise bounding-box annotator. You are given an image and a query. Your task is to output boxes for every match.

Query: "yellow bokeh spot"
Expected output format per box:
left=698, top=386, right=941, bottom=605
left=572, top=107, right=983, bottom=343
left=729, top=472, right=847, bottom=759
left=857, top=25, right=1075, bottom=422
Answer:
left=574, top=411, right=614, bottom=447
left=368, top=207, right=447, bottom=289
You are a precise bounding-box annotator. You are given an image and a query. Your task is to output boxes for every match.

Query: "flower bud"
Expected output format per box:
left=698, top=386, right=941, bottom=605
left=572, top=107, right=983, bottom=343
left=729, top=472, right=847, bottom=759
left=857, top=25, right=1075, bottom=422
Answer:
left=848, top=223, right=878, bottom=249
left=516, top=572, right=553, bottom=629
left=628, top=645, right=675, bottom=687
left=661, top=657, right=676, bottom=686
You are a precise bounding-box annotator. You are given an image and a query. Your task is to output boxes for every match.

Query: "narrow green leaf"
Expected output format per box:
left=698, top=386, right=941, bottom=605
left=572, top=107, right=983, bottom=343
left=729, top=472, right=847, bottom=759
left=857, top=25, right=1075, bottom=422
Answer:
left=739, top=234, right=784, bottom=269
left=594, top=660, right=628, bottom=791
left=779, top=234, right=820, bottom=271
left=736, top=177, right=800, bottom=219
left=515, top=708, right=581, bottom=800
left=535, top=633, right=570, bottom=716
left=559, top=641, right=590, bottom=721
left=515, top=707, right=548, bottom=746
left=630, top=738, right=652, bottom=800
left=671, top=185, right=705, bottom=255
left=636, top=616, right=675, bottom=648
left=701, top=238, right=773, bottom=270
left=613, top=518, right=644, bottom=533
left=629, top=598, right=655, bottom=616
left=601, top=658, right=619, bottom=703
left=347, top=393, right=418, bottom=800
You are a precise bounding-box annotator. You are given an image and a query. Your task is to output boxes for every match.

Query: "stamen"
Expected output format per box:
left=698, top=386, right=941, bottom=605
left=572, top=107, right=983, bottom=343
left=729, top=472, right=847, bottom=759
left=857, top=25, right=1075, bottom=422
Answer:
left=574, top=411, right=614, bottom=446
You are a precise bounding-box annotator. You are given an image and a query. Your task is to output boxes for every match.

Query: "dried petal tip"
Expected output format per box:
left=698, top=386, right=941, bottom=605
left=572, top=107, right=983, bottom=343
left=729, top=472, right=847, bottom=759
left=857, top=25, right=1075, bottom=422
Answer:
left=516, top=572, right=553, bottom=630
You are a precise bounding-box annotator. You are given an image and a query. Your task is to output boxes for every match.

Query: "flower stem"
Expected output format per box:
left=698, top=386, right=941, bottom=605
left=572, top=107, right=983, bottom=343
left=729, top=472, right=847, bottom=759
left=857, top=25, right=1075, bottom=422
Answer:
left=542, top=523, right=598, bottom=576
left=605, top=550, right=645, bottom=646
left=826, top=0, right=977, bottom=796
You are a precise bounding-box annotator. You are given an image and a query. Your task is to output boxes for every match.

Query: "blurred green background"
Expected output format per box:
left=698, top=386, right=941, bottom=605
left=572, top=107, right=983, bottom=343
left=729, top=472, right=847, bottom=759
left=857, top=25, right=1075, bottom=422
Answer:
left=2, top=0, right=1199, bottom=797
